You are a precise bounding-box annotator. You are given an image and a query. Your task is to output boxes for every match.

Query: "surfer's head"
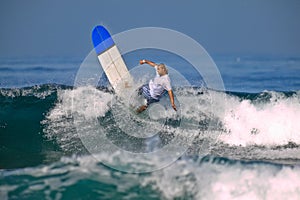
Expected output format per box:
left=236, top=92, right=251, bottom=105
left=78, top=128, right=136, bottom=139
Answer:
left=157, top=63, right=168, bottom=76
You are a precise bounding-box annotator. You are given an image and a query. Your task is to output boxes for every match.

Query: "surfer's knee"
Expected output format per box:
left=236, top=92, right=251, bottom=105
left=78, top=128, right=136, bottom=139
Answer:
left=136, top=105, right=148, bottom=113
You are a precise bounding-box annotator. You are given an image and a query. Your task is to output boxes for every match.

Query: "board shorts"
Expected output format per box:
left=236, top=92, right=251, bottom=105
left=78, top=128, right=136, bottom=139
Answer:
left=138, top=84, right=160, bottom=106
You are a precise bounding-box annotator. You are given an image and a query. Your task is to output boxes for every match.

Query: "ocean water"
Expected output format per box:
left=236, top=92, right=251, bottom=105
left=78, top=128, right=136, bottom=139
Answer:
left=1, top=53, right=300, bottom=199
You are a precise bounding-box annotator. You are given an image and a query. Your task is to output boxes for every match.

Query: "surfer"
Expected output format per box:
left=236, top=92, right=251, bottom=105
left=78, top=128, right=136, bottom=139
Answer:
left=136, top=59, right=177, bottom=113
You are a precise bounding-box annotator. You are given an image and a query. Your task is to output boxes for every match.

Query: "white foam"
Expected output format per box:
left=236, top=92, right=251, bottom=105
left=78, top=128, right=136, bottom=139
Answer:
left=43, top=86, right=300, bottom=160
left=219, top=91, right=300, bottom=146
left=42, top=86, right=113, bottom=152
left=144, top=157, right=300, bottom=199
left=63, top=86, right=112, bottom=119
left=210, top=167, right=300, bottom=199
left=0, top=85, right=56, bottom=99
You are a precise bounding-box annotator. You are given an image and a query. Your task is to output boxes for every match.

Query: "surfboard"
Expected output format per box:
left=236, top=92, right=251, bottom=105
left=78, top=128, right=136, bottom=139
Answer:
left=92, top=25, right=133, bottom=95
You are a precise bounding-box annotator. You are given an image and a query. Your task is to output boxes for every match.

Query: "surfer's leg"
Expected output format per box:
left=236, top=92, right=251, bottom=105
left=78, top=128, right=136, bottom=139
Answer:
left=136, top=84, right=159, bottom=113
left=136, top=105, right=148, bottom=113
left=138, top=85, right=143, bottom=96
left=146, top=98, right=159, bottom=106
left=138, top=84, right=147, bottom=95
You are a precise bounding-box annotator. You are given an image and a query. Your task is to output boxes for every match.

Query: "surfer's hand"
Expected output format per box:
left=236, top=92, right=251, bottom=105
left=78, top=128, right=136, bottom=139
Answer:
left=172, top=103, right=177, bottom=111
left=139, top=59, right=146, bottom=65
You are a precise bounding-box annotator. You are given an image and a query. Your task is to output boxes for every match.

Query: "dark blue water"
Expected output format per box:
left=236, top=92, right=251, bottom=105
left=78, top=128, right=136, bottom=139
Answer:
left=1, top=54, right=300, bottom=199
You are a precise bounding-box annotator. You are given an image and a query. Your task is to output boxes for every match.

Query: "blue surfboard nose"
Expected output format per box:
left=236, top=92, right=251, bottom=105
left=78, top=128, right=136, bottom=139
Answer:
left=92, top=25, right=115, bottom=55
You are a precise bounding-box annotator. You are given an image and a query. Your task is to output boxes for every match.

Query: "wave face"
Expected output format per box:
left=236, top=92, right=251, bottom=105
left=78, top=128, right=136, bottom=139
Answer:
left=1, top=85, right=300, bottom=167
left=1, top=155, right=300, bottom=199
left=1, top=84, right=300, bottom=199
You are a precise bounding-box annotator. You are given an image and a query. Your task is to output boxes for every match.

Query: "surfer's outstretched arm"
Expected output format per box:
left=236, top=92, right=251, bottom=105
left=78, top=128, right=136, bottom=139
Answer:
left=139, top=59, right=156, bottom=67
left=168, top=90, right=177, bottom=111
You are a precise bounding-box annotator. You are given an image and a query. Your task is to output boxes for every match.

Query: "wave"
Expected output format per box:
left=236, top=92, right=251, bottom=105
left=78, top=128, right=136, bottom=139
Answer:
left=1, top=84, right=300, bottom=169
left=0, top=66, right=75, bottom=73
left=1, top=154, right=300, bottom=199
left=219, top=90, right=300, bottom=146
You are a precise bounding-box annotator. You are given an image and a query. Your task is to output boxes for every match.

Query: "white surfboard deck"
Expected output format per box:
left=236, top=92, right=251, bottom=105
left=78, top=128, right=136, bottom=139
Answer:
left=92, top=25, right=133, bottom=96
left=97, top=45, right=132, bottom=94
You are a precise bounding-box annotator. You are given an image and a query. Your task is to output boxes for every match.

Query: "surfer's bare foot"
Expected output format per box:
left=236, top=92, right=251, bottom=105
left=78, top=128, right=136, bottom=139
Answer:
left=136, top=105, right=147, bottom=113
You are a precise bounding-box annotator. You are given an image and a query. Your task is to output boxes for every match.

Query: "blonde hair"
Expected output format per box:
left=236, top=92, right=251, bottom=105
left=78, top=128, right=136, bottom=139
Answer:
left=158, top=63, right=168, bottom=74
